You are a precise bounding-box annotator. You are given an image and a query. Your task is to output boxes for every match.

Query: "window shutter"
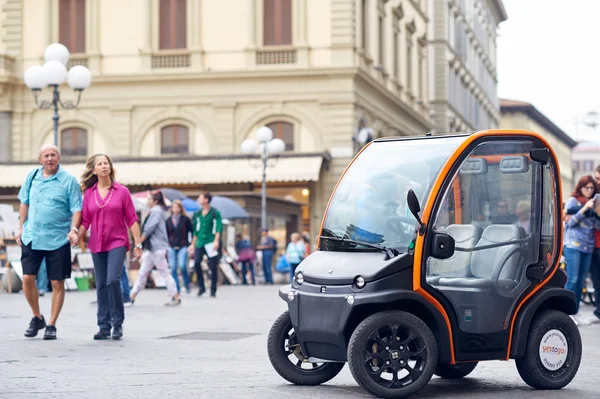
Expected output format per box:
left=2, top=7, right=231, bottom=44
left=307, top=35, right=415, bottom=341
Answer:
left=75, top=0, right=86, bottom=53
left=175, top=0, right=187, bottom=49
left=280, top=0, right=292, bottom=45
left=263, top=0, right=275, bottom=46
left=159, top=0, right=171, bottom=49
left=59, top=0, right=72, bottom=50
left=267, top=121, right=294, bottom=151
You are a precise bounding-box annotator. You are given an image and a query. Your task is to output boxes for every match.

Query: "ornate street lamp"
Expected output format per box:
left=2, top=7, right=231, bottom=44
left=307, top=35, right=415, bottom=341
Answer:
left=241, top=126, right=286, bottom=230
left=23, top=43, right=92, bottom=146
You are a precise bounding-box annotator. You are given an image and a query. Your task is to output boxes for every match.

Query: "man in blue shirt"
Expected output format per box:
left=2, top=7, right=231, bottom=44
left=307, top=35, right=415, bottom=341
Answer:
left=17, top=144, right=82, bottom=340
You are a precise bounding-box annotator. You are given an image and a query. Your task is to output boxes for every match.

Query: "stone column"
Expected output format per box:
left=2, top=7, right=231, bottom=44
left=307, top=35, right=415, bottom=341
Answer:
left=0, top=111, right=12, bottom=162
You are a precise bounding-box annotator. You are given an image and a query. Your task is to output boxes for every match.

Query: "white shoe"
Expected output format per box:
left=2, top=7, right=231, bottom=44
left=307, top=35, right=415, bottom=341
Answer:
left=123, top=301, right=134, bottom=308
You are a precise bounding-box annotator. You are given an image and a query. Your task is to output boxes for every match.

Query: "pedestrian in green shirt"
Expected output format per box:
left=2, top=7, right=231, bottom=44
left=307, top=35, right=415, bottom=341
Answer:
left=188, top=191, right=223, bottom=297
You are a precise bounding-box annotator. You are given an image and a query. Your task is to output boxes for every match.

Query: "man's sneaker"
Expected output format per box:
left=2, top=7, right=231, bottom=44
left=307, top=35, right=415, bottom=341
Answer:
left=197, top=288, right=206, bottom=296
left=165, top=297, right=181, bottom=307
left=112, top=326, right=123, bottom=340
left=93, top=329, right=111, bottom=340
left=123, top=301, right=134, bottom=308
left=43, top=325, right=57, bottom=340
left=24, top=316, right=46, bottom=338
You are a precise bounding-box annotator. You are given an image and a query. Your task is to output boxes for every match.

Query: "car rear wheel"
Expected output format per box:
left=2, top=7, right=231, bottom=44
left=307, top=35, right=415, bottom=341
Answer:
left=347, top=310, right=438, bottom=399
left=434, top=362, right=478, bottom=379
left=515, top=310, right=581, bottom=389
left=267, top=311, right=344, bottom=385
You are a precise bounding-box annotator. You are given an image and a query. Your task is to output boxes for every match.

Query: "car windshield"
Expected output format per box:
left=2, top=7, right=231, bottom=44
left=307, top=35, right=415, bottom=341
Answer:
left=321, top=136, right=465, bottom=252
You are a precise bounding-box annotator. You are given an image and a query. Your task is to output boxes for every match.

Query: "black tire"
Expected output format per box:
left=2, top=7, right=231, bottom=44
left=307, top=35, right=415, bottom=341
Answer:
left=267, top=311, right=344, bottom=385
left=515, top=310, right=581, bottom=390
left=347, top=311, right=438, bottom=399
left=434, top=362, right=478, bottom=379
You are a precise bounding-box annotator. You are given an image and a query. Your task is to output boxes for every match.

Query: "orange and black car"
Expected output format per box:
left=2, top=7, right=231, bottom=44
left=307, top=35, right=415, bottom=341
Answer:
left=267, top=129, right=579, bottom=399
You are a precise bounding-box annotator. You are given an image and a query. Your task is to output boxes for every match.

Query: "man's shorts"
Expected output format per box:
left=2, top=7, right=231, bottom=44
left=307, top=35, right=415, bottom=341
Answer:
left=21, top=242, right=72, bottom=281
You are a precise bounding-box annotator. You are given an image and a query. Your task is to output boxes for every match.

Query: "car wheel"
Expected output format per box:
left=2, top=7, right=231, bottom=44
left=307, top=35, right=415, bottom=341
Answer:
left=434, top=362, right=478, bottom=379
left=347, top=310, right=437, bottom=399
left=267, top=311, right=344, bottom=385
left=515, top=310, right=581, bottom=389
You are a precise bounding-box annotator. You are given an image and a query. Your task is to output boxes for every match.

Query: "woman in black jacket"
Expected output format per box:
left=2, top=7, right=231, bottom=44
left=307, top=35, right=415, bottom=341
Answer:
left=166, top=200, right=194, bottom=294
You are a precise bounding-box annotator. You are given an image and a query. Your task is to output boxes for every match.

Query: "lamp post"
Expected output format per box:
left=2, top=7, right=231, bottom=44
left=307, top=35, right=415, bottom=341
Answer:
left=241, top=126, right=286, bottom=230
left=23, top=43, right=92, bottom=146
left=353, top=117, right=374, bottom=154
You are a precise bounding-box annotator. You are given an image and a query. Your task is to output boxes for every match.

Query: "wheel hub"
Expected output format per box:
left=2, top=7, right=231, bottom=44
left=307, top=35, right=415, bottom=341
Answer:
left=390, top=350, right=400, bottom=360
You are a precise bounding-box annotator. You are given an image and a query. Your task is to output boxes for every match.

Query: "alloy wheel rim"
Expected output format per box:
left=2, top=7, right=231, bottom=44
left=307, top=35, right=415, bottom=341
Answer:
left=281, top=323, right=328, bottom=373
left=362, top=323, right=428, bottom=388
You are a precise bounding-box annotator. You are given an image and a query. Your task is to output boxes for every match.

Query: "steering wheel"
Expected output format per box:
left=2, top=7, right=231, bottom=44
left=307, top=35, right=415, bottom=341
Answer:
left=491, top=247, right=528, bottom=297
left=385, top=216, right=417, bottom=238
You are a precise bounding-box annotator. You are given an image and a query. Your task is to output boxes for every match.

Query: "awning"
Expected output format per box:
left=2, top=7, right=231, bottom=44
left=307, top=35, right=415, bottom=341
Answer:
left=0, top=153, right=328, bottom=188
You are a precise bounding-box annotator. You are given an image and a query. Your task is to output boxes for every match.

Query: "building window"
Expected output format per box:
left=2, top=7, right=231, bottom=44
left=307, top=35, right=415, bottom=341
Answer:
left=572, top=160, right=580, bottom=171
left=267, top=121, right=294, bottom=151
left=161, top=125, right=189, bottom=154
left=263, top=0, right=292, bottom=46
left=61, top=128, right=87, bottom=157
left=59, top=0, right=86, bottom=53
left=378, top=15, right=384, bottom=66
left=361, top=0, right=368, bottom=51
left=406, top=38, right=413, bottom=91
left=393, top=30, right=399, bottom=78
left=584, top=160, right=594, bottom=172
left=159, top=0, right=187, bottom=50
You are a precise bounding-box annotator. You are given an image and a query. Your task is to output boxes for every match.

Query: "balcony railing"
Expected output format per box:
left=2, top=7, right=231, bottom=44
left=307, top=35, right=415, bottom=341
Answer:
left=151, top=50, right=191, bottom=69
left=256, top=47, right=297, bottom=65
left=67, top=54, right=89, bottom=69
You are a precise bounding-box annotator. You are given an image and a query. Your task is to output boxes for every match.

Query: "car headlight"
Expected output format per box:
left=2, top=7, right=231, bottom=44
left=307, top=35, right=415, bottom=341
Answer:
left=287, top=291, right=296, bottom=301
left=346, top=295, right=355, bottom=306
left=295, top=272, right=304, bottom=285
left=355, top=276, right=365, bottom=289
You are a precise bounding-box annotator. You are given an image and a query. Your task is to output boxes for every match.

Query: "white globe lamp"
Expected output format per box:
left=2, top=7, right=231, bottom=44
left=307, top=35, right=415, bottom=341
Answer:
left=41, top=60, right=67, bottom=86
left=24, top=65, right=46, bottom=90
left=256, top=126, right=273, bottom=143
left=241, top=139, right=258, bottom=154
left=267, top=138, right=286, bottom=154
left=44, top=43, right=70, bottom=66
left=67, top=65, right=92, bottom=90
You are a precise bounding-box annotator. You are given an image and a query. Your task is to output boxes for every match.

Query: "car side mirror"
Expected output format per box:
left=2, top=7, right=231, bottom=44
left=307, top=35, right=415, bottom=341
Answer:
left=407, top=189, right=426, bottom=235
left=431, top=233, right=455, bottom=259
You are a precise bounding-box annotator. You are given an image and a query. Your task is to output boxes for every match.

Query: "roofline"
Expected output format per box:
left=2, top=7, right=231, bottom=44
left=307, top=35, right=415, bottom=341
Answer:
left=500, top=103, right=577, bottom=148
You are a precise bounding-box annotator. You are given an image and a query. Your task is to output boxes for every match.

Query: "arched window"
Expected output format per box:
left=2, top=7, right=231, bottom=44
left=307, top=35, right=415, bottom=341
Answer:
left=161, top=124, right=189, bottom=154
left=267, top=121, right=294, bottom=151
left=61, top=127, right=87, bottom=157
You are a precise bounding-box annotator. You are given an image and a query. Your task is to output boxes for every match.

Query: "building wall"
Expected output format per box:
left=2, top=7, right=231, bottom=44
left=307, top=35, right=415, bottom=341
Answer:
left=499, top=111, right=574, bottom=199
left=572, top=144, right=600, bottom=185
left=430, top=0, right=505, bottom=134
left=2, top=0, right=432, bottom=238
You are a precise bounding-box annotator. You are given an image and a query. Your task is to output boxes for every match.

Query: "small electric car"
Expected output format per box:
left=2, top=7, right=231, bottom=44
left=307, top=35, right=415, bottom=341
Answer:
left=267, top=130, right=581, bottom=398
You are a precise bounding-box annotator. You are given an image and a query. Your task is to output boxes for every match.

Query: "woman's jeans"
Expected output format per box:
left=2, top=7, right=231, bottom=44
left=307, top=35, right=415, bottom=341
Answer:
left=240, top=260, right=255, bottom=285
left=564, top=246, right=593, bottom=313
left=91, top=246, right=127, bottom=331
left=168, top=247, right=190, bottom=293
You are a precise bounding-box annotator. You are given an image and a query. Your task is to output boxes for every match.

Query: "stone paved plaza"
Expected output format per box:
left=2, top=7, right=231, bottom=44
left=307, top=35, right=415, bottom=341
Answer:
left=1, top=285, right=599, bottom=398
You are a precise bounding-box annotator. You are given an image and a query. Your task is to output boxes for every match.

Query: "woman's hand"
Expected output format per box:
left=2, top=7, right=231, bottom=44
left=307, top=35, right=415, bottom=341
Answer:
left=133, top=246, right=142, bottom=259
left=584, top=199, right=595, bottom=210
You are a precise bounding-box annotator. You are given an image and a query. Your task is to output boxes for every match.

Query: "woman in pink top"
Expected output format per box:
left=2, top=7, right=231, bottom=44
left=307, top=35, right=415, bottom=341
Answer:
left=77, top=154, right=142, bottom=341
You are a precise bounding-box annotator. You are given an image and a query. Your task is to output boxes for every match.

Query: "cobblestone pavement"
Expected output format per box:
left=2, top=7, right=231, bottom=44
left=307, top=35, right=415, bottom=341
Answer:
left=1, top=285, right=599, bottom=398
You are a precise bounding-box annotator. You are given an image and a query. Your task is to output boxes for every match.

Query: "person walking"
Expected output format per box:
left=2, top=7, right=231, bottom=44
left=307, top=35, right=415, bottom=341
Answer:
left=17, top=144, right=82, bottom=340
left=188, top=192, right=223, bottom=297
left=256, top=228, right=276, bottom=284
left=166, top=199, right=193, bottom=294
left=130, top=190, right=181, bottom=306
left=285, top=232, right=305, bottom=281
left=563, top=175, right=600, bottom=326
left=235, top=233, right=256, bottom=285
left=76, top=154, right=143, bottom=340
